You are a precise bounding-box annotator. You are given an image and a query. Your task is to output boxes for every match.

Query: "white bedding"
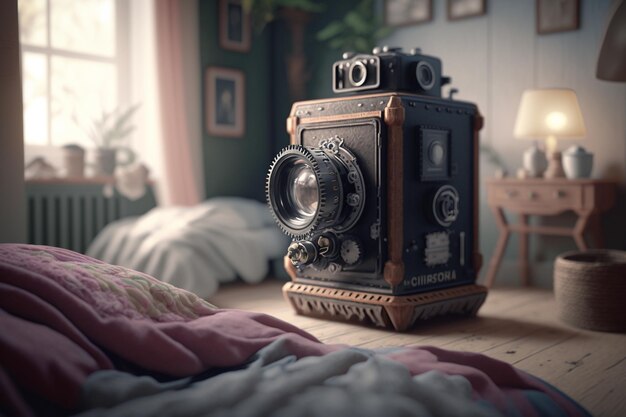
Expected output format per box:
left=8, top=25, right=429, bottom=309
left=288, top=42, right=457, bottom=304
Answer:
left=87, top=197, right=289, bottom=298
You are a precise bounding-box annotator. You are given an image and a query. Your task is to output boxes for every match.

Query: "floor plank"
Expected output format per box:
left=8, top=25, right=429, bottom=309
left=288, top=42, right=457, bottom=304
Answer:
left=209, top=279, right=626, bottom=417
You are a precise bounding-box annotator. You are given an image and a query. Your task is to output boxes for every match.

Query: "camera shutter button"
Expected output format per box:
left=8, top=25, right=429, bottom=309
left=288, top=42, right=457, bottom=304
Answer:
left=382, top=46, right=402, bottom=53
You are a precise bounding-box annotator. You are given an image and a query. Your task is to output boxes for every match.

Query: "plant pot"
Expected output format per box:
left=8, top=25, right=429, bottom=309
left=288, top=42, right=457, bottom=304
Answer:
left=94, top=148, right=117, bottom=177
left=62, top=144, right=85, bottom=178
left=93, top=147, right=137, bottom=177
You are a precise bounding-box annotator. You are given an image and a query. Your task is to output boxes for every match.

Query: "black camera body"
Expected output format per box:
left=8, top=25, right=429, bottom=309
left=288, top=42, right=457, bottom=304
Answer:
left=333, top=46, right=449, bottom=97
left=267, top=47, right=487, bottom=330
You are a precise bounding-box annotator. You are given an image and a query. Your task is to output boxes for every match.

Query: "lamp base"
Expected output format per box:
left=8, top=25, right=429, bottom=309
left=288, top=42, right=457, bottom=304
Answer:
left=544, top=151, right=565, bottom=178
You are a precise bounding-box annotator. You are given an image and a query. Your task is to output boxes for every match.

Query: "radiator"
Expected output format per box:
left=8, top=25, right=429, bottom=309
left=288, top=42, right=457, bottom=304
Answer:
left=26, top=179, right=156, bottom=253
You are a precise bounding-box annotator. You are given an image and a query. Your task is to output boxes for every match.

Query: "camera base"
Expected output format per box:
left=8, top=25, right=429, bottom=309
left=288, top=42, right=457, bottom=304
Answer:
left=283, top=282, right=488, bottom=331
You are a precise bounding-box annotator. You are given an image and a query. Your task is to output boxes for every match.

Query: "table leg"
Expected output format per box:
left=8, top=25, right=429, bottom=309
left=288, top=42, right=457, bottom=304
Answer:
left=485, top=206, right=509, bottom=288
left=519, top=214, right=530, bottom=286
left=573, top=212, right=590, bottom=251
left=590, top=214, right=605, bottom=248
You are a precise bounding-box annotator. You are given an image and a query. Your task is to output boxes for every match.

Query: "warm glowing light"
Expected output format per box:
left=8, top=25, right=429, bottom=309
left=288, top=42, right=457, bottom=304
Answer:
left=545, top=111, right=568, bottom=131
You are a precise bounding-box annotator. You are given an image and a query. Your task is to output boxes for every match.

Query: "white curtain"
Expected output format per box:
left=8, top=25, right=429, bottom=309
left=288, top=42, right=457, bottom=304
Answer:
left=129, top=0, right=205, bottom=206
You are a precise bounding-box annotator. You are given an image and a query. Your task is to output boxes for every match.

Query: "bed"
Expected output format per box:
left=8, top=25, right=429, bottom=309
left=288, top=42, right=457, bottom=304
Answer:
left=86, top=197, right=290, bottom=298
left=0, top=244, right=590, bottom=417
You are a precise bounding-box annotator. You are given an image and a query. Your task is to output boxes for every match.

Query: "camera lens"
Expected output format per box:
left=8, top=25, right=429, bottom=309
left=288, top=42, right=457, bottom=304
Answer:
left=288, top=164, right=318, bottom=217
left=349, top=61, right=368, bottom=87
left=267, top=142, right=366, bottom=238
left=267, top=145, right=341, bottom=237
left=416, top=61, right=436, bottom=91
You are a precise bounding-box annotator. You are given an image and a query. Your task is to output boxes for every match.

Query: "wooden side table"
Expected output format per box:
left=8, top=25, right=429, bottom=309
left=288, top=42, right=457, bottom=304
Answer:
left=485, top=178, right=616, bottom=287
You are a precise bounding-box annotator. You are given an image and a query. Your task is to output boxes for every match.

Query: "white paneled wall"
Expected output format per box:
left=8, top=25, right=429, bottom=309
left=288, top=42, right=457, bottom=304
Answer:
left=383, top=0, right=626, bottom=285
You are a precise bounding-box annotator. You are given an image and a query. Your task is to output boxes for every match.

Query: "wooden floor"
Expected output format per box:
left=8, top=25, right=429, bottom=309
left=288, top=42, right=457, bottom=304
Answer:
left=209, top=279, right=626, bottom=417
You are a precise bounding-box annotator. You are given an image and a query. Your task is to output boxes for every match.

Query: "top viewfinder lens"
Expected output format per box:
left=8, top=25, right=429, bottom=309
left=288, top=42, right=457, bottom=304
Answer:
left=349, top=61, right=367, bottom=87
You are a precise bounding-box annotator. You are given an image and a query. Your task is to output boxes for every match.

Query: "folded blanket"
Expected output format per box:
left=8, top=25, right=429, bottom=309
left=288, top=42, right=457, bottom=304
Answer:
left=87, top=197, right=290, bottom=297
left=0, top=245, right=590, bottom=417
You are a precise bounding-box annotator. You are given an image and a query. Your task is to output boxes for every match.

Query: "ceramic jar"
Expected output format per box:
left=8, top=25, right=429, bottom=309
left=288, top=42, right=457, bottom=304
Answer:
left=523, top=142, right=548, bottom=177
left=563, top=145, right=593, bottom=179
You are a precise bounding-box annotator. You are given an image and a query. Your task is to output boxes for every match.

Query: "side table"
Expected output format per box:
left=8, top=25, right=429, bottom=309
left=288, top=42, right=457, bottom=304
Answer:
left=485, top=178, right=616, bottom=287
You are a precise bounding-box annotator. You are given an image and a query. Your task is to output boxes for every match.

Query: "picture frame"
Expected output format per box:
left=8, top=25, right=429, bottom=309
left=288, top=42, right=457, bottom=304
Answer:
left=536, top=0, right=580, bottom=34
left=219, top=0, right=251, bottom=52
left=205, top=67, right=245, bottom=138
left=384, top=0, right=433, bottom=27
left=447, top=0, right=486, bottom=21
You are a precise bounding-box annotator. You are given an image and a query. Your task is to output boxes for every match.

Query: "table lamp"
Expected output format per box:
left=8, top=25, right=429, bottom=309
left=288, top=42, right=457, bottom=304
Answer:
left=514, top=88, right=587, bottom=178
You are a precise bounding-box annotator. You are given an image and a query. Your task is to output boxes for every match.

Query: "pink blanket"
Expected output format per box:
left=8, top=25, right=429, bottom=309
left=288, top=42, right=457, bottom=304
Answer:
left=0, top=244, right=588, bottom=417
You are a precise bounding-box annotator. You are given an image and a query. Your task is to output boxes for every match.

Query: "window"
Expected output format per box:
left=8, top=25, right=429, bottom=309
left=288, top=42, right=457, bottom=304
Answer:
left=18, top=0, right=129, bottom=149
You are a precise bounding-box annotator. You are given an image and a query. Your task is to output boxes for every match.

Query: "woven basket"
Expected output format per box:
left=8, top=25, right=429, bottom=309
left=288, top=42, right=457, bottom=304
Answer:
left=554, top=250, right=626, bottom=333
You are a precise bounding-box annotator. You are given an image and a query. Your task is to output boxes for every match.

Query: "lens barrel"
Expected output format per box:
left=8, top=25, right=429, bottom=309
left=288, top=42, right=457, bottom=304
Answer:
left=267, top=145, right=342, bottom=238
left=267, top=141, right=365, bottom=239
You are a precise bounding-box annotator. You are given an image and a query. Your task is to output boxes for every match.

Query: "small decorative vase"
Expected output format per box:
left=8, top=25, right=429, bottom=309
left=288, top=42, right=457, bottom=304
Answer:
left=522, top=142, right=548, bottom=178
left=94, top=148, right=117, bottom=177
left=61, top=144, right=85, bottom=178
left=563, top=145, right=593, bottom=179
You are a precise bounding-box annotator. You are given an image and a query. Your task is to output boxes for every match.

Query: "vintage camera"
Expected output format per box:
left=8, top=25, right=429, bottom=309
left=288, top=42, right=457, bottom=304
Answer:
left=266, top=47, right=487, bottom=331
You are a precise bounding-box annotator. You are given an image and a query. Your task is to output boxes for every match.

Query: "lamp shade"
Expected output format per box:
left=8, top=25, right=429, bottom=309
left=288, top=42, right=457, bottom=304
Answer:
left=514, top=89, right=587, bottom=139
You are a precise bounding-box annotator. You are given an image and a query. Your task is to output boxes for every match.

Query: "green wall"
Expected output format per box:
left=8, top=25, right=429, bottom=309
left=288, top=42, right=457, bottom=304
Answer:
left=199, top=0, right=358, bottom=202
left=270, top=0, right=359, bottom=156
left=199, top=0, right=273, bottom=202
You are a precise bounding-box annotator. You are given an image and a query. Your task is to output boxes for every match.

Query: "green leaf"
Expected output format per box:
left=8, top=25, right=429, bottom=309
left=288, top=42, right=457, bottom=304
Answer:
left=344, top=11, right=368, bottom=34
left=115, top=126, right=135, bottom=139
left=242, top=0, right=254, bottom=13
left=354, top=37, right=370, bottom=52
left=317, top=21, right=344, bottom=41
left=277, top=0, right=324, bottom=13
left=109, top=104, right=140, bottom=139
left=374, top=26, right=393, bottom=40
left=329, top=37, right=345, bottom=49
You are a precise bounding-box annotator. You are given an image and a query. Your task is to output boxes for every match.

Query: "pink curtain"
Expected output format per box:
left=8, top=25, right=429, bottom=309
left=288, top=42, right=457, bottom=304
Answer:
left=154, top=0, right=202, bottom=206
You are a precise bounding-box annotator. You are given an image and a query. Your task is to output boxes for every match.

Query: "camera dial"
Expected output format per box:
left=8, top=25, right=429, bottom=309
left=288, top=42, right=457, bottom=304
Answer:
left=432, top=185, right=460, bottom=227
left=267, top=137, right=366, bottom=239
left=340, top=237, right=364, bottom=266
left=287, top=241, right=317, bottom=266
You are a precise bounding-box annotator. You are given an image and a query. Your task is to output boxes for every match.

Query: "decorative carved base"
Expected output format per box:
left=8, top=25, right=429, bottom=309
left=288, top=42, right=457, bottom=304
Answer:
left=283, top=282, right=488, bottom=331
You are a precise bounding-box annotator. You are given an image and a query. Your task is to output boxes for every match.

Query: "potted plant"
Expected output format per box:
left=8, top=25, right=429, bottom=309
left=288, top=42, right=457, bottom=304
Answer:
left=75, top=105, right=139, bottom=177
left=316, top=0, right=392, bottom=53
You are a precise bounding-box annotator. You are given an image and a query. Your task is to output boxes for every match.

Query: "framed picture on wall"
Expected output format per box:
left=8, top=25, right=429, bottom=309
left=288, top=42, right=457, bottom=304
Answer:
left=206, top=67, right=245, bottom=138
left=219, top=0, right=251, bottom=52
left=447, top=0, right=486, bottom=20
left=384, top=0, right=432, bottom=27
left=536, top=0, right=580, bottom=34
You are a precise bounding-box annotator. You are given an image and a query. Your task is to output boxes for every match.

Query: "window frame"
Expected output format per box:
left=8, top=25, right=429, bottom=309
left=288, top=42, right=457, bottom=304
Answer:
left=19, top=0, right=130, bottom=150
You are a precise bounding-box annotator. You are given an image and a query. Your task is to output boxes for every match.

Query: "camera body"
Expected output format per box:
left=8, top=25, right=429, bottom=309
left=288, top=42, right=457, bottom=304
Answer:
left=267, top=47, right=487, bottom=330
left=333, top=46, right=449, bottom=97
